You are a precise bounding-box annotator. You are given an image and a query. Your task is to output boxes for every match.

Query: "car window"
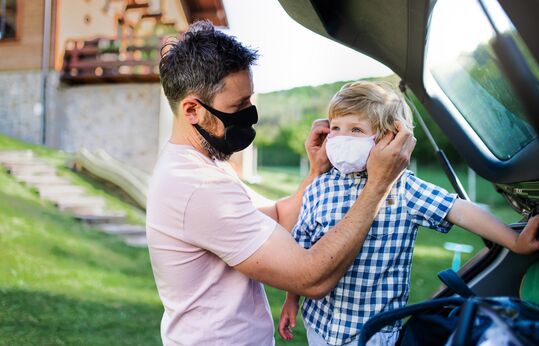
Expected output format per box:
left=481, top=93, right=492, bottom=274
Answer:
left=424, top=0, right=538, bottom=160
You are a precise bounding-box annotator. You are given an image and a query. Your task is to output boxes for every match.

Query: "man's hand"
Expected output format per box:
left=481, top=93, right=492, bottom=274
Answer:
left=278, top=295, right=300, bottom=340
left=367, top=121, right=416, bottom=188
left=305, top=119, right=331, bottom=176
left=513, top=215, right=539, bottom=255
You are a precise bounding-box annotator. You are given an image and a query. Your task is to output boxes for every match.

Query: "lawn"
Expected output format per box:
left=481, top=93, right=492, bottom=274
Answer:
left=0, top=134, right=522, bottom=346
left=0, top=135, right=162, bottom=345
left=247, top=165, right=520, bottom=345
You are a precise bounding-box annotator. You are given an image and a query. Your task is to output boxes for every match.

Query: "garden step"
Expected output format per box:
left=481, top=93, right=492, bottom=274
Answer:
left=56, top=202, right=105, bottom=215
left=41, top=192, right=86, bottom=202
left=11, top=171, right=58, bottom=180
left=6, top=164, right=57, bottom=176
left=74, top=212, right=126, bottom=225
left=60, top=205, right=105, bottom=215
left=55, top=197, right=106, bottom=211
left=0, top=156, right=39, bottom=166
left=27, top=182, right=77, bottom=191
left=121, top=234, right=147, bottom=247
left=2, top=159, right=47, bottom=167
left=55, top=197, right=106, bottom=215
left=98, top=223, right=146, bottom=235
left=0, top=150, right=34, bottom=161
left=53, top=195, right=105, bottom=205
left=46, top=192, right=96, bottom=204
left=38, top=185, right=86, bottom=199
left=16, top=175, right=71, bottom=187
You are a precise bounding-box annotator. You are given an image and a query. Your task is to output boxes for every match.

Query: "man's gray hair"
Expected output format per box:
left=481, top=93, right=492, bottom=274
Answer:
left=159, top=21, right=259, bottom=113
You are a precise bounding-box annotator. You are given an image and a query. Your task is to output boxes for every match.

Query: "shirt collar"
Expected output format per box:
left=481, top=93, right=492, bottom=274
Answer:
left=330, top=167, right=368, bottom=180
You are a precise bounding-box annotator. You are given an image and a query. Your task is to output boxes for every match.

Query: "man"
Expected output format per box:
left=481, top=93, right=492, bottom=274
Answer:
left=146, top=21, right=416, bottom=345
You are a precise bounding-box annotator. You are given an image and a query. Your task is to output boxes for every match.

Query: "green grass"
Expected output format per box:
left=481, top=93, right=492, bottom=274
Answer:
left=247, top=165, right=521, bottom=345
left=0, top=135, right=162, bottom=345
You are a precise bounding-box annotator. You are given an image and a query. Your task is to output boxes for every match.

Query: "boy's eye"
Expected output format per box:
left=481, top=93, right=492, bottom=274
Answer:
left=331, top=126, right=340, bottom=131
left=352, top=127, right=362, bottom=133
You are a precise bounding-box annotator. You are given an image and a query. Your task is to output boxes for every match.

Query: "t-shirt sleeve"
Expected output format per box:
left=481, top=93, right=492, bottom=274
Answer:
left=183, top=180, right=277, bottom=267
left=291, top=182, right=318, bottom=249
left=404, top=172, right=458, bottom=233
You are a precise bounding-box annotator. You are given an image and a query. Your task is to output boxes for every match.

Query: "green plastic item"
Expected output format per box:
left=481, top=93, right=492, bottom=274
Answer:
left=520, top=262, right=539, bottom=304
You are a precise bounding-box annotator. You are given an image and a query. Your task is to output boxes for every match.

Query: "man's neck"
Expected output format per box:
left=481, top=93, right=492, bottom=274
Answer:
left=169, top=123, right=212, bottom=159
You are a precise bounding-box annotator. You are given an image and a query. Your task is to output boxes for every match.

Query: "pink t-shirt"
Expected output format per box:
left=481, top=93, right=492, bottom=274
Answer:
left=146, top=142, right=277, bottom=346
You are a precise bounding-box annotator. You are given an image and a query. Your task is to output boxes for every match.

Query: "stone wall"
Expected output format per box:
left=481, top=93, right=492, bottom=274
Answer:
left=0, top=70, right=162, bottom=172
left=0, top=71, right=43, bottom=144
left=55, top=82, right=161, bottom=172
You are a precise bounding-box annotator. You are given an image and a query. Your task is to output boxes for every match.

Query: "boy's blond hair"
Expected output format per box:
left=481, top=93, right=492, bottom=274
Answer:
left=328, top=81, right=414, bottom=137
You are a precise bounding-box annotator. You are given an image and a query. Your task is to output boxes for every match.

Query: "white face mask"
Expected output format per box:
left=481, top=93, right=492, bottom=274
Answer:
left=326, top=135, right=376, bottom=174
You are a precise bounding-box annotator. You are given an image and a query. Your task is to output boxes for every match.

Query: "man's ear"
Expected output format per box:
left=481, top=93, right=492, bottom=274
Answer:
left=180, top=98, right=200, bottom=125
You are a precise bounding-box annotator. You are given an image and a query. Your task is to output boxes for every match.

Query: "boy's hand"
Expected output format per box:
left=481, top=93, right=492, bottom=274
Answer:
left=513, top=215, right=539, bottom=255
left=278, top=297, right=300, bottom=340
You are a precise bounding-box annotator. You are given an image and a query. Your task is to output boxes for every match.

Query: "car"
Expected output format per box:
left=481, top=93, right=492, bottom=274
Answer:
left=278, top=0, right=539, bottom=333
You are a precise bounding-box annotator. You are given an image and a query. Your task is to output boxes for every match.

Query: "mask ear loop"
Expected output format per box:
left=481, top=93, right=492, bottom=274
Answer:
left=195, top=98, right=258, bottom=127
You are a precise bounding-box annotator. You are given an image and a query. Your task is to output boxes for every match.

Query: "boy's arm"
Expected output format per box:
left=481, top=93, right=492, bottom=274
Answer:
left=278, top=292, right=301, bottom=340
left=446, top=199, right=539, bottom=255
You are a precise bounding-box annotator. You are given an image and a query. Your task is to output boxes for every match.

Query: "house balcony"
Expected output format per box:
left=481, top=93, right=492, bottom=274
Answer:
left=60, top=36, right=166, bottom=84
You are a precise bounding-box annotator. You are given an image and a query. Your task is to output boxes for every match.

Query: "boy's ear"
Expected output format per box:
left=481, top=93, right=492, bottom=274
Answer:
left=181, top=98, right=200, bottom=125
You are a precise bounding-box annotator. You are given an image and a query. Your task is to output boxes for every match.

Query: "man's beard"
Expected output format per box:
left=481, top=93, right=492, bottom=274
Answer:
left=198, top=131, right=231, bottom=161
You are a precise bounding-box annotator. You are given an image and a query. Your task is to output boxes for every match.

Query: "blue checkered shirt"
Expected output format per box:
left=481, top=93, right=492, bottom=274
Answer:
left=292, top=168, right=458, bottom=346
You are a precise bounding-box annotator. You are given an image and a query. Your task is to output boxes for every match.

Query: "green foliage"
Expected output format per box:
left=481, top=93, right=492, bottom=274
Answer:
left=256, top=75, right=465, bottom=167
left=283, top=113, right=319, bottom=157
left=258, top=145, right=300, bottom=167
left=255, top=80, right=353, bottom=166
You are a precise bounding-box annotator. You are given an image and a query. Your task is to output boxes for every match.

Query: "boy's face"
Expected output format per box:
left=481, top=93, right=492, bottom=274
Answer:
left=328, top=114, right=375, bottom=139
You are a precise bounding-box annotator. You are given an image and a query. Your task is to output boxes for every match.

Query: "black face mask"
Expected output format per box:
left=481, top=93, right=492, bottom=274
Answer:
left=194, top=99, right=258, bottom=156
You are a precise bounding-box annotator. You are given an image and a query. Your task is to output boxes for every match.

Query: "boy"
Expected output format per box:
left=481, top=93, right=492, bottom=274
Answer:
left=278, top=81, right=539, bottom=346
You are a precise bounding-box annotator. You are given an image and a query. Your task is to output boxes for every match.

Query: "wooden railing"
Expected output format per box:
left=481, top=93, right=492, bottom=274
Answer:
left=60, top=37, right=163, bottom=84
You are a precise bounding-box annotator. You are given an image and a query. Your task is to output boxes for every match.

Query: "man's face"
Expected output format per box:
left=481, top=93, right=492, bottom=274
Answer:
left=212, top=69, right=254, bottom=113
left=196, top=69, right=254, bottom=160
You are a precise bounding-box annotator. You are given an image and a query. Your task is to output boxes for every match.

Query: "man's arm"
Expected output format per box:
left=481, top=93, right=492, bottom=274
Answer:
left=446, top=199, right=539, bottom=255
left=258, top=171, right=319, bottom=231
left=259, top=120, right=331, bottom=231
left=235, top=122, right=416, bottom=298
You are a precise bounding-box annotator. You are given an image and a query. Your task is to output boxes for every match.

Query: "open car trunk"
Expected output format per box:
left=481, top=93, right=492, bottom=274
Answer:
left=278, top=0, right=539, bottom=299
